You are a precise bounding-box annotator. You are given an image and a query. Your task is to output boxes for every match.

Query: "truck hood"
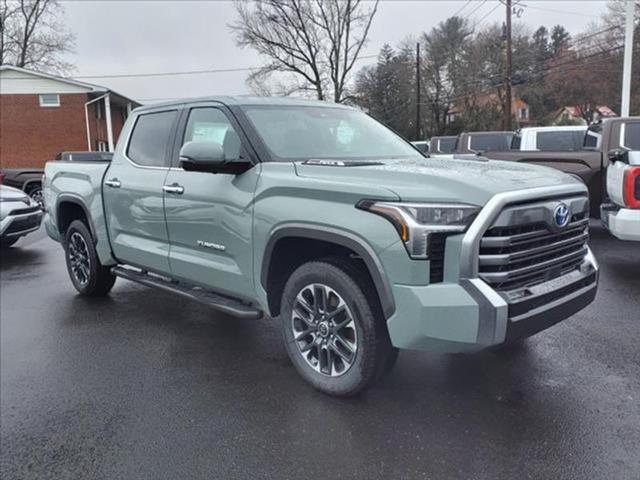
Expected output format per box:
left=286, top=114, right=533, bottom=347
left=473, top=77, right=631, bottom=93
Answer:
left=295, top=156, right=583, bottom=205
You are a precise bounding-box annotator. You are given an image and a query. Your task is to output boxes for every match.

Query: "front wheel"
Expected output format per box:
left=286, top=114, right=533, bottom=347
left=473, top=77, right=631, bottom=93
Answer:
left=64, top=220, right=115, bottom=296
left=280, top=258, right=395, bottom=397
left=26, top=184, right=44, bottom=208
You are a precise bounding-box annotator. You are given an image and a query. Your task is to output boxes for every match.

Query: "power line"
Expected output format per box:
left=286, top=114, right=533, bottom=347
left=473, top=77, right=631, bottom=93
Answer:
left=520, top=3, right=601, bottom=19
left=462, top=0, right=489, bottom=21
left=474, top=3, right=502, bottom=28
left=452, top=0, right=473, bottom=18
left=69, top=54, right=380, bottom=80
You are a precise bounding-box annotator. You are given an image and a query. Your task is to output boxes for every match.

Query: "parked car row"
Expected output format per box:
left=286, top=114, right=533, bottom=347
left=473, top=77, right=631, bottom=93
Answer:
left=413, top=118, right=640, bottom=220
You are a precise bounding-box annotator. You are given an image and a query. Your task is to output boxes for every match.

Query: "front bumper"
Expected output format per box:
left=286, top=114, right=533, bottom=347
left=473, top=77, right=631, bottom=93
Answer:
left=386, top=252, right=598, bottom=352
left=0, top=209, right=43, bottom=239
left=601, top=203, right=640, bottom=241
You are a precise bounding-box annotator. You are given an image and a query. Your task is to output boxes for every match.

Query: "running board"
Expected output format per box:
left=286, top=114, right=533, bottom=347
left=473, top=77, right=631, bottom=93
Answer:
left=111, top=266, right=263, bottom=320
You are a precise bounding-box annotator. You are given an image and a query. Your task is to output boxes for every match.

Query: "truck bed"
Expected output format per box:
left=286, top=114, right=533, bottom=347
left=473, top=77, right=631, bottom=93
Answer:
left=43, top=160, right=113, bottom=263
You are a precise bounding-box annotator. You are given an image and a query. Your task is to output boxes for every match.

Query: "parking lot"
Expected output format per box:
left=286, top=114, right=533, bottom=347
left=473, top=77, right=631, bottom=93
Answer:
left=1, top=223, right=638, bottom=479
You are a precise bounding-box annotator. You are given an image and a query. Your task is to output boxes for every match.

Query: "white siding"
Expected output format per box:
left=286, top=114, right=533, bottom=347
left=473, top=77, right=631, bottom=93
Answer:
left=0, top=69, right=97, bottom=94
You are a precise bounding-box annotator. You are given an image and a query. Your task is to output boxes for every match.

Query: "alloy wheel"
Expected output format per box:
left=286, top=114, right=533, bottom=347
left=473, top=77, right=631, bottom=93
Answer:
left=68, top=232, right=91, bottom=286
left=291, top=283, right=358, bottom=377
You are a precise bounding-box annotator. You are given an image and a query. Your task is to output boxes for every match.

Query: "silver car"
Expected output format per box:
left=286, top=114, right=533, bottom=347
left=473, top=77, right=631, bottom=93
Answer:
left=0, top=184, right=43, bottom=248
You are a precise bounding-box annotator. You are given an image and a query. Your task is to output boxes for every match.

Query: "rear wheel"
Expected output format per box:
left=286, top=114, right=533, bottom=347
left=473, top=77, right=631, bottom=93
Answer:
left=280, top=258, right=395, bottom=396
left=64, top=220, right=115, bottom=296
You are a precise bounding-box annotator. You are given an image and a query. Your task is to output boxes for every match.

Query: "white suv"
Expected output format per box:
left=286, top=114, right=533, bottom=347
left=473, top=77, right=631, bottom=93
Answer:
left=0, top=184, right=43, bottom=248
left=601, top=150, right=640, bottom=241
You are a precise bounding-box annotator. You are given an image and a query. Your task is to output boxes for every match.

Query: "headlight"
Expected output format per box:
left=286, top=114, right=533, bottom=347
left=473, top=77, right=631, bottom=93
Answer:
left=357, top=201, right=480, bottom=259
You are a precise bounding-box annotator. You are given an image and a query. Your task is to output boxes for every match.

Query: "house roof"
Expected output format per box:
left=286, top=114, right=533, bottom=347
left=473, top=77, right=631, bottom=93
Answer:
left=560, top=105, right=617, bottom=117
left=0, top=65, right=139, bottom=106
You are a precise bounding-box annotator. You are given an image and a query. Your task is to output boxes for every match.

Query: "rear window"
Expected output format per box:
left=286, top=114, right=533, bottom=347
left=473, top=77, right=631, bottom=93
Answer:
left=127, top=110, right=178, bottom=167
left=438, top=137, right=457, bottom=153
left=469, top=133, right=512, bottom=152
left=536, top=130, right=585, bottom=151
left=623, top=123, right=640, bottom=150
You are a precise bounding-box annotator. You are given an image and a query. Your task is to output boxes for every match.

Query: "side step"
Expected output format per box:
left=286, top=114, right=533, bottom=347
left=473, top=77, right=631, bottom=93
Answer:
left=111, top=266, right=263, bottom=320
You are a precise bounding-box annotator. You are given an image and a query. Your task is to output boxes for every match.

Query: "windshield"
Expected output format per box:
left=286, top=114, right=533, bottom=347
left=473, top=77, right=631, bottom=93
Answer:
left=242, top=105, right=419, bottom=161
left=469, top=133, right=513, bottom=151
left=536, top=130, right=586, bottom=151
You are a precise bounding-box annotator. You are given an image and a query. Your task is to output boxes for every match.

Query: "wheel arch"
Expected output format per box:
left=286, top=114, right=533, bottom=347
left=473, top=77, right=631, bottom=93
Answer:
left=261, top=224, right=395, bottom=319
left=56, top=195, right=98, bottom=241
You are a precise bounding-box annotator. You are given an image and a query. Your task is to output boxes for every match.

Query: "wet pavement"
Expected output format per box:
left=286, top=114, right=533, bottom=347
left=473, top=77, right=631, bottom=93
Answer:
left=1, top=224, right=639, bottom=479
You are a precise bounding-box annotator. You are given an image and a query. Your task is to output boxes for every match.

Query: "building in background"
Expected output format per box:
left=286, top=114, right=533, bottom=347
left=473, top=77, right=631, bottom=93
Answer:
left=554, top=105, right=617, bottom=125
left=446, top=92, right=532, bottom=127
left=0, top=65, right=140, bottom=169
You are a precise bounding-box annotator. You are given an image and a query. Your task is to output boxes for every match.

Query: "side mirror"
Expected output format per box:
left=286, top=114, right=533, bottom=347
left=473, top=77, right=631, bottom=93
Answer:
left=179, top=141, right=225, bottom=171
left=179, top=141, right=251, bottom=174
left=608, top=148, right=629, bottom=164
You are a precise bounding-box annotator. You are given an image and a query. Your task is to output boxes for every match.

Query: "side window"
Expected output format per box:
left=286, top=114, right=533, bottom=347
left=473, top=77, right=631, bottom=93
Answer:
left=127, top=110, right=178, bottom=167
left=182, top=108, right=242, bottom=161
left=623, top=122, right=640, bottom=150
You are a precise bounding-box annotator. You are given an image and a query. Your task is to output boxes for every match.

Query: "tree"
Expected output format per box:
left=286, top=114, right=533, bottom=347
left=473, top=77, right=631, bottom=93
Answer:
left=0, top=0, right=74, bottom=73
left=353, top=43, right=415, bottom=139
left=550, top=25, right=571, bottom=56
left=230, top=0, right=379, bottom=102
left=420, top=16, right=472, bottom=135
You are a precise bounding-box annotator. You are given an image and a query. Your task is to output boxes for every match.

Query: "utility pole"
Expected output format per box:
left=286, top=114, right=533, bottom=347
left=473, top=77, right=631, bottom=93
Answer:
left=504, top=0, right=513, bottom=130
left=416, top=42, right=421, bottom=140
left=621, top=0, right=636, bottom=117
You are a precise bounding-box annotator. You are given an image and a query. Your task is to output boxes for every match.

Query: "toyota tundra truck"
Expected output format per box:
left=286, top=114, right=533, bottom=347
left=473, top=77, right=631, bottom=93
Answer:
left=43, top=97, right=599, bottom=396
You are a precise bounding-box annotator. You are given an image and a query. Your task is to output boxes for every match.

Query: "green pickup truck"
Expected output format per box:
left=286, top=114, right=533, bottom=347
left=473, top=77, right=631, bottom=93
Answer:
left=43, top=97, right=598, bottom=396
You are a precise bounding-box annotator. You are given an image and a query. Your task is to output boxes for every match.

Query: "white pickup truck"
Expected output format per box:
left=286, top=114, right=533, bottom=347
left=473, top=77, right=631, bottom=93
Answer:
left=510, top=126, right=587, bottom=151
left=601, top=150, right=640, bottom=241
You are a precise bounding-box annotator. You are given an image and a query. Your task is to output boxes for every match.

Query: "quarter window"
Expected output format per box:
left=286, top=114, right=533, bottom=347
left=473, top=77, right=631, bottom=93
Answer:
left=127, top=110, right=178, bottom=167
left=39, top=94, right=60, bottom=107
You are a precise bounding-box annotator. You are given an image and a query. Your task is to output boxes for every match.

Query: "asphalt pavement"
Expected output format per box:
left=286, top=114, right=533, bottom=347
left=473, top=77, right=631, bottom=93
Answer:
left=1, top=224, right=639, bottom=480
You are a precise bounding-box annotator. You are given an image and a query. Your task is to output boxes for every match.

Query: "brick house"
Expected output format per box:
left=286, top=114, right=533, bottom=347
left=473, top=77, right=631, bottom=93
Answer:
left=0, top=65, right=140, bottom=169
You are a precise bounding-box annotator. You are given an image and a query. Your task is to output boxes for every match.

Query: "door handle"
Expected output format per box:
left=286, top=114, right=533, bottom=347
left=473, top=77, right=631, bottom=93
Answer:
left=162, top=184, right=184, bottom=195
left=105, top=178, right=121, bottom=188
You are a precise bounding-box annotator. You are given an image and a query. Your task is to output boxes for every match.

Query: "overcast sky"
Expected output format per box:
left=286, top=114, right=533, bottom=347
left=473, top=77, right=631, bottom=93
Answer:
left=61, top=0, right=610, bottom=103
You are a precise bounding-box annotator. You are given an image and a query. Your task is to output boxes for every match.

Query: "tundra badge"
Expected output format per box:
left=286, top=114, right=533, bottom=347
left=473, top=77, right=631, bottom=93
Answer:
left=197, top=240, right=226, bottom=251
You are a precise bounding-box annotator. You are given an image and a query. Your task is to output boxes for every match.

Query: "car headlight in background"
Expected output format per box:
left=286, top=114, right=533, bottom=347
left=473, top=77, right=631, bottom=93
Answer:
left=357, top=201, right=480, bottom=259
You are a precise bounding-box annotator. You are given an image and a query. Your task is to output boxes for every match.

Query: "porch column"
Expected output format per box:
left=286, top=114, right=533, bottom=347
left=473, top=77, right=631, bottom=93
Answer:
left=104, top=93, right=114, bottom=152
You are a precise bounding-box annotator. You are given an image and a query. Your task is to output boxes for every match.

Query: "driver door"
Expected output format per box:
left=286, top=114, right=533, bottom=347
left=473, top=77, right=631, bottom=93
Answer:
left=163, top=105, right=260, bottom=300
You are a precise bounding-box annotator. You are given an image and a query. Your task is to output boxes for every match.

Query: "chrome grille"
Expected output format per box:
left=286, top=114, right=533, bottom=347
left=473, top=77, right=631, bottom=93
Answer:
left=478, top=197, right=589, bottom=291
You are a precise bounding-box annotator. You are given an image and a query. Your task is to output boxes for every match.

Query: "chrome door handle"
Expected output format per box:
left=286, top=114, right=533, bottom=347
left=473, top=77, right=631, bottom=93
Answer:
left=105, top=178, right=121, bottom=188
left=162, top=184, right=184, bottom=194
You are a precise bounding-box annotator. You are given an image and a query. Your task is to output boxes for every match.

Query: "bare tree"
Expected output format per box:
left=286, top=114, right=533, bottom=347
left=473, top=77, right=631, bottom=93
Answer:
left=230, top=0, right=378, bottom=102
left=0, top=0, right=74, bottom=73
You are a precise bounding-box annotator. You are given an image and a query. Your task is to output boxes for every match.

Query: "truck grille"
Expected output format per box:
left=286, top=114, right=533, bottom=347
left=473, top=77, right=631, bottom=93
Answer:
left=478, top=203, right=589, bottom=291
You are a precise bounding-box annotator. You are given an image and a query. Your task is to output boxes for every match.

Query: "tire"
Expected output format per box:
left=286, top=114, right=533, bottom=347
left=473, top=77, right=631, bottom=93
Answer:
left=26, top=183, right=44, bottom=208
left=64, top=220, right=115, bottom=296
left=280, top=257, right=395, bottom=397
left=0, top=237, right=19, bottom=248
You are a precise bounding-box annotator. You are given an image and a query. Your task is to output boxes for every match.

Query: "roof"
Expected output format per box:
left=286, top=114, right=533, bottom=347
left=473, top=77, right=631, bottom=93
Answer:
left=0, top=65, right=140, bottom=106
left=134, top=95, right=352, bottom=113
left=520, top=125, right=586, bottom=132
left=559, top=105, right=618, bottom=117
left=0, top=65, right=108, bottom=92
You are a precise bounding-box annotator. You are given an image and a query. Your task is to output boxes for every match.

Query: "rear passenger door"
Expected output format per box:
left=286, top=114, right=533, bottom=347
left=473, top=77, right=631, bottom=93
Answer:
left=103, top=109, right=178, bottom=274
left=163, top=105, right=260, bottom=300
